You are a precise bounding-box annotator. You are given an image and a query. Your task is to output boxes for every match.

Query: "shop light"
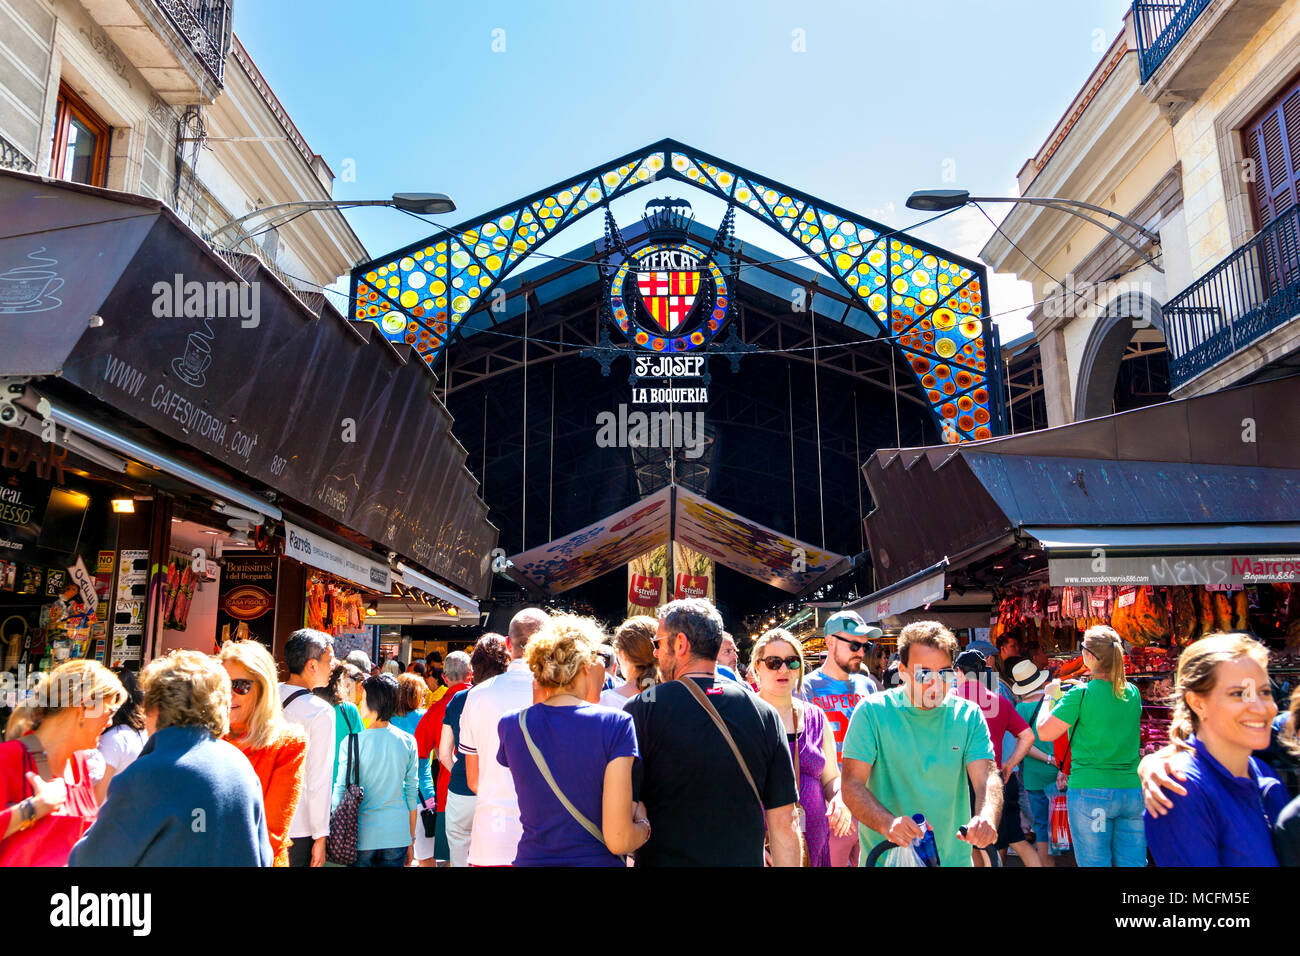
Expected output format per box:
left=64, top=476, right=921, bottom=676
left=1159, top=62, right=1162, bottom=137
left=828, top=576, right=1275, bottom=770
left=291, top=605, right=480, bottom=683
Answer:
left=366, top=600, right=378, bottom=617
left=111, top=499, right=135, bottom=514
left=447, top=606, right=457, bottom=616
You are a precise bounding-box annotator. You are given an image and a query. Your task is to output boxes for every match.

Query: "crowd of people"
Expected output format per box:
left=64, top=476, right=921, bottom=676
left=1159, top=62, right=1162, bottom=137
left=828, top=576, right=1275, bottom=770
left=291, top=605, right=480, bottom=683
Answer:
left=4, top=597, right=1300, bottom=867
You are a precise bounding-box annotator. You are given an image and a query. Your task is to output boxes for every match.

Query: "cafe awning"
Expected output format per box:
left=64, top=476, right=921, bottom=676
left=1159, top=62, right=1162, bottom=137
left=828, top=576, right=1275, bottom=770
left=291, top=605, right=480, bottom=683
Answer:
left=506, top=484, right=851, bottom=597
left=0, top=169, right=496, bottom=596
left=863, top=375, right=1300, bottom=591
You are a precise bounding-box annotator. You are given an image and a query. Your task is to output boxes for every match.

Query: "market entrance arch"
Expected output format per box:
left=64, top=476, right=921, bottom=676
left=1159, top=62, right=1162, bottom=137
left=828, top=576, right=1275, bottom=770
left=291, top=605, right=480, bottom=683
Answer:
left=351, top=139, right=1006, bottom=443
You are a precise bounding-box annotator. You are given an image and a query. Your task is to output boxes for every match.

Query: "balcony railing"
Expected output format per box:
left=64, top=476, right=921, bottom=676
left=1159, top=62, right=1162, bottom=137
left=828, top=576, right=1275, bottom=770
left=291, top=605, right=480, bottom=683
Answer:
left=153, top=0, right=233, bottom=85
left=1165, top=203, right=1300, bottom=388
left=1133, top=0, right=1213, bottom=82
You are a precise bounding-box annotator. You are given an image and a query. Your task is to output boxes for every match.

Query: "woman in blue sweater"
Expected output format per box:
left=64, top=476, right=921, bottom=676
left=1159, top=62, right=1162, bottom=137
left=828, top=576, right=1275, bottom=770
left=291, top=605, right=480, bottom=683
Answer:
left=1143, top=633, right=1288, bottom=866
left=334, top=674, right=419, bottom=867
left=69, top=650, right=273, bottom=867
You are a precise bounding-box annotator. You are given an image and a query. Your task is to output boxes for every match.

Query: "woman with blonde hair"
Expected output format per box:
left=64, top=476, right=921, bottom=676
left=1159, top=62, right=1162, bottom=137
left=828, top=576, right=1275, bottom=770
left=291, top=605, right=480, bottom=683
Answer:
left=599, top=615, right=659, bottom=709
left=1035, top=625, right=1145, bottom=866
left=218, top=640, right=307, bottom=867
left=751, top=628, right=852, bottom=867
left=496, top=614, right=649, bottom=865
left=1137, top=632, right=1287, bottom=865
left=0, top=660, right=124, bottom=865
left=69, top=650, right=273, bottom=866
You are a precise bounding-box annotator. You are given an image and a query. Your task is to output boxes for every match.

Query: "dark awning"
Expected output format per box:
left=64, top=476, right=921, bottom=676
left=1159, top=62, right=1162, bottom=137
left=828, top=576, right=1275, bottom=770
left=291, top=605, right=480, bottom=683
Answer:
left=863, top=376, right=1300, bottom=590
left=0, top=170, right=496, bottom=596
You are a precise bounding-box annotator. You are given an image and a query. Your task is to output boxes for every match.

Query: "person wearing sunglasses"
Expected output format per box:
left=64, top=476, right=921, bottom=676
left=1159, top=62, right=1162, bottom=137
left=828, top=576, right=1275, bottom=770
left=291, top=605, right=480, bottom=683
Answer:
left=841, top=621, right=1000, bottom=867
left=218, top=640, right=307, bottom=867
left=752, top=628, right=853, bottom=867
left=799, top=610, right=881, bottom=866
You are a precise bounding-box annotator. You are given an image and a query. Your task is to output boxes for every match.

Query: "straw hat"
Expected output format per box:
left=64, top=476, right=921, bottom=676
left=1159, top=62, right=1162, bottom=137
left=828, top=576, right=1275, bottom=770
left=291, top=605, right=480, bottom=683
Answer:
left=1010, top=658, right=1049, bottom=696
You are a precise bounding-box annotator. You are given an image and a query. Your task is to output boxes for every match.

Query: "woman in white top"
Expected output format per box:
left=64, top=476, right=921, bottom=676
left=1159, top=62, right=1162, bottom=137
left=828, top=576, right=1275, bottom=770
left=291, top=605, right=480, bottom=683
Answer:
left=94, top=668, right=148, bottom=804
left=598, top=616, right=659, bottom=710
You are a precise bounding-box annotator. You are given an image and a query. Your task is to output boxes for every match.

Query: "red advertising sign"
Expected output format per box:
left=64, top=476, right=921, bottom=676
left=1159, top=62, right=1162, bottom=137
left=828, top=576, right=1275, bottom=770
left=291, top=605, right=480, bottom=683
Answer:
left=674, top=572, right=709, bottom=600
left=628, top=573, right=663, bottom=608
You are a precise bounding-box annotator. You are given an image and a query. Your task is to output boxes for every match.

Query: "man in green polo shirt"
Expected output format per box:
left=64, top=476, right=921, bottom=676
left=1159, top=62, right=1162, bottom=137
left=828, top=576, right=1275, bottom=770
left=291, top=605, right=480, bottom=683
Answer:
left=841, top=621, right=1001, bottom=867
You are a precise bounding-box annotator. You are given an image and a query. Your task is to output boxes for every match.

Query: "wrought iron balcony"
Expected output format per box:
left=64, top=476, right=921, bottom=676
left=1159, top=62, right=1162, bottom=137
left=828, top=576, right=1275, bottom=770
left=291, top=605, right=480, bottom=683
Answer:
left=1164, top=203, right=1300, bottom=389
left=1133, top=0, right=1212, bottom=83
left=153, top=0, right=233, bottom=84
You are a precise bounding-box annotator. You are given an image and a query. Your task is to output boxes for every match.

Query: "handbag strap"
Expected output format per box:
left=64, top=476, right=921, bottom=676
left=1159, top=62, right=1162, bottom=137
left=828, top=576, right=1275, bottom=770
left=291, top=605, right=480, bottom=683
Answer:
left=517, top=710, right=607, bottom=847
left=19, top=735, right=52, bottom=783
left=678, top=678, right=763, bottom=812
left=345, top=731, right=360, bottom=789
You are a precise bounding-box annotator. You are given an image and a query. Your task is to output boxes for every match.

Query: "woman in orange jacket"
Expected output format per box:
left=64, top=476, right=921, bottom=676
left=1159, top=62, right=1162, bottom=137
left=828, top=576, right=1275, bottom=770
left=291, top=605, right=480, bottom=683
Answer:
left=218, top=640, right=307, bottom=866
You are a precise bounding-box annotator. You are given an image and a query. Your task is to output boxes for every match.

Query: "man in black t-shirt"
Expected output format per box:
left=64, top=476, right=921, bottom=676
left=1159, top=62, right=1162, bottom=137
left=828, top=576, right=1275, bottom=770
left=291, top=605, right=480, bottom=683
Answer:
left=624, top=599, right=800, bottom=866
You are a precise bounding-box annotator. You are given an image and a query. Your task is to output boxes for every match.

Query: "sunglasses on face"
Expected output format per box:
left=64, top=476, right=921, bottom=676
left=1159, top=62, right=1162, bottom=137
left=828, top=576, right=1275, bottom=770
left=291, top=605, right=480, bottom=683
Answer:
left=833, top=634, right=875, bottom=654
left=912, top=667, right=956, bottom=684
left=760, top=656, right=802, bottom=672
left=230, top=678, right=254, bottom=696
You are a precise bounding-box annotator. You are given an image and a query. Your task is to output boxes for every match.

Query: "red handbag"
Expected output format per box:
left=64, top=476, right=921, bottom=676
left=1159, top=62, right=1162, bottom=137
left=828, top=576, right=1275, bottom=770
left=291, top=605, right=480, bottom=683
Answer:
left=0, top=739, right=98, bottom=867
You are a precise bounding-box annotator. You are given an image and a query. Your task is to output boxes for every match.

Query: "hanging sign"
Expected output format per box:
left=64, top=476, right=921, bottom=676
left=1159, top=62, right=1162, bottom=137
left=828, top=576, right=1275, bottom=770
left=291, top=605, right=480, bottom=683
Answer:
left=216, top=555, right=278, bottom=649
left=284, top=519, right=390, bottom=592
left=66, top=556, right=97, bottom=615
left=1049, top=554, right=1300, bottom=587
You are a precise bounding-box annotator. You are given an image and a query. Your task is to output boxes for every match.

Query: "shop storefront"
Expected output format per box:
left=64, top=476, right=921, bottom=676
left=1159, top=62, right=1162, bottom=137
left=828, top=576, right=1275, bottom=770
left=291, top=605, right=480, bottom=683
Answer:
left=0, top=169, right=496, bottom=694
left=857, top=375, right=1300, bottom=750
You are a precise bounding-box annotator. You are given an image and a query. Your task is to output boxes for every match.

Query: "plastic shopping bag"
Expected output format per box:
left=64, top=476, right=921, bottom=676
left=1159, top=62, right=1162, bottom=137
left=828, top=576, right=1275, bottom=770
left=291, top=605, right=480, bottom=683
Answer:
left=1049, top=793, right=1072, bottom=853
left=881, top=844, right=925, bottom=867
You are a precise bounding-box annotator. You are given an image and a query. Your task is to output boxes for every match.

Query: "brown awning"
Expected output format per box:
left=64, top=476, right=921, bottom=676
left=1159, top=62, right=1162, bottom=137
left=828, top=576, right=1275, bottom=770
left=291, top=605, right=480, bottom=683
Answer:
left=863, top=376, right=1300, bottom=589
left=0, top=170, right=496, bottom=596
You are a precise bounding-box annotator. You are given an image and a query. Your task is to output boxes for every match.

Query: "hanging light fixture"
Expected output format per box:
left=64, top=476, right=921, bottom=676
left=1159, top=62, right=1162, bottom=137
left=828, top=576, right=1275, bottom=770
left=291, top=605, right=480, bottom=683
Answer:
left=365, top=600, right=378, bottom=617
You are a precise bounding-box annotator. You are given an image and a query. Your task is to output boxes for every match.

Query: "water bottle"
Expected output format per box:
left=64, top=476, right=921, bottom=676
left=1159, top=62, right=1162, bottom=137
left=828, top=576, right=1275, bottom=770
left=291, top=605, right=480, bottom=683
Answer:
left=911, top=813, right=941, bottom=867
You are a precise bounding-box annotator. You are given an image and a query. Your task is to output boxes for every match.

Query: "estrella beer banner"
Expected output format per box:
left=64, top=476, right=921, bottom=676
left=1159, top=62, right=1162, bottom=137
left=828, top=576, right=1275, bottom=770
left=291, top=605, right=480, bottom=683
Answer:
left=627, top=545, right=666, bottom=618
left=216, top=554, right=278, bottom=649
left=673, top=541, right=713, bottom=602
left=628, top=543, right=714, bottom=618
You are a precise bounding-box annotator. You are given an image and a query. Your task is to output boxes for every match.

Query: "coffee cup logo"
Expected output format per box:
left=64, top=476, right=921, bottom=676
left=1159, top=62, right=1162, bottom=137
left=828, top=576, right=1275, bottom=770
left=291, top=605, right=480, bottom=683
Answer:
left=171, top=318, right=215, bottom=388
left=0, top=248, right=64, bottom=314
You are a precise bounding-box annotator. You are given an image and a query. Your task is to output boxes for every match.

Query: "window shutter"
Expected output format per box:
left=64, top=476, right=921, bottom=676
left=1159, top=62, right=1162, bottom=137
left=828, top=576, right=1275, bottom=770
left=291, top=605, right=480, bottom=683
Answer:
left=1245, top=76, right=1300, bottom=231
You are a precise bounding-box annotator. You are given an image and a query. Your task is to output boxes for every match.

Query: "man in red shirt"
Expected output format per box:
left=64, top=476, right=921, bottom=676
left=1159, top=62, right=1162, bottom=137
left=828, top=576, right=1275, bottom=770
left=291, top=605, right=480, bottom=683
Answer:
left=954, top=648, right=1043, bottom=867
left=414, top=651, right=472, bottom=867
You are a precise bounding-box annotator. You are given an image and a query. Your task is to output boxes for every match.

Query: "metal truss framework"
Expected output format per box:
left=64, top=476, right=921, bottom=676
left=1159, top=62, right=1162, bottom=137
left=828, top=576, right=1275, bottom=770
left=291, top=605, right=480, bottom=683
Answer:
left=352, top=139, right=1005, bottom=443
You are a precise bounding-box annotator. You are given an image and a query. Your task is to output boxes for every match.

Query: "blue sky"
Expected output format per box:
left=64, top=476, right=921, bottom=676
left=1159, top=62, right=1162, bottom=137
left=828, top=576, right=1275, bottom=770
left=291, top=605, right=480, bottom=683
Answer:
left=233, top=0, right=1134, bottom=341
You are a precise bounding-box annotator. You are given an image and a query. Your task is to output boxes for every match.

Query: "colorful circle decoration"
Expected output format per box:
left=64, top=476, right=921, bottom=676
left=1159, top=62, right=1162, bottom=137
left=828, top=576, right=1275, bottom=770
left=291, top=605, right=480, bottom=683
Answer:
left=609, top=242, right=730, bottom=352
left=353, top=145, right=995, bottom=445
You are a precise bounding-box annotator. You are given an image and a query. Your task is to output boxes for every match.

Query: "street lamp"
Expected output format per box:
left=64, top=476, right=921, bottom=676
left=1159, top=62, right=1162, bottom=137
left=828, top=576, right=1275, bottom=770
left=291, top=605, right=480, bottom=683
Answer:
left=906, top=189, right=1162, bottom=272
left=208, top=192, right=456, bottom=244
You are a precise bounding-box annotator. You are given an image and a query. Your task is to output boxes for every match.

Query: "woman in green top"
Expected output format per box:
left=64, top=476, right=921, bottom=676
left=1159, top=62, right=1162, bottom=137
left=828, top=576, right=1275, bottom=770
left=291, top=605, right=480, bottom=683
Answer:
left=313, top=661, right=366, bottom=798
left=1036, top=626, right=1145, bottom=867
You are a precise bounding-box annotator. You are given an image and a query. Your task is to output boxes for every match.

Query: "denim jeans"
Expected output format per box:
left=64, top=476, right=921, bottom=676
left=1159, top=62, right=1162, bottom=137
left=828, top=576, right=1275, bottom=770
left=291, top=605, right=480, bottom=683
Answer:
left=1066, top=787, right=1146, bottom=867
left=352, top=846, right=408, bottom=868
left=1024, top=783, right=1063, bottom=856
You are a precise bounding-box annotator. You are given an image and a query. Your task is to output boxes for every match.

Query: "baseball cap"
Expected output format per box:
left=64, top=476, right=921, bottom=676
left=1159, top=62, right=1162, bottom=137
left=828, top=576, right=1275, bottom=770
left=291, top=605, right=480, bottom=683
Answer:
left=954, top=648, right=988, bottom=674
left=823, top=611, right=883, bottom=642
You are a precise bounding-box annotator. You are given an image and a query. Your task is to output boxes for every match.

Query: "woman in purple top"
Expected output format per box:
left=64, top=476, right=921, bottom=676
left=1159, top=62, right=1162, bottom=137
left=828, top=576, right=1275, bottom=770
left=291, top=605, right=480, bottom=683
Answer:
left=496, top=615, right=650, bottom=866
left=753, top=628, right=854, bottom=867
